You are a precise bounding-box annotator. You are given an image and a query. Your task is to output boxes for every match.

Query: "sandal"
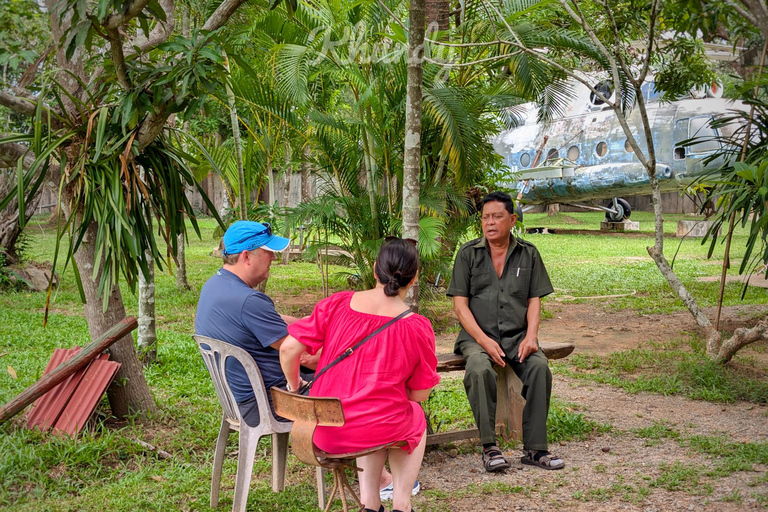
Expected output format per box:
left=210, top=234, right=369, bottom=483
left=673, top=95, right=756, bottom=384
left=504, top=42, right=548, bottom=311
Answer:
left=520, top=449, right=565, bottom=470
left=482, top=445, right=511, bottom=472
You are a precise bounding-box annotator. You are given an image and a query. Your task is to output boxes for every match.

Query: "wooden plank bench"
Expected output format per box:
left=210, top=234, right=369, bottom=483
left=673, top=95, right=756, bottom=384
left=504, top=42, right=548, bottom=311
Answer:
left=426, top=342, right=575, bottom=445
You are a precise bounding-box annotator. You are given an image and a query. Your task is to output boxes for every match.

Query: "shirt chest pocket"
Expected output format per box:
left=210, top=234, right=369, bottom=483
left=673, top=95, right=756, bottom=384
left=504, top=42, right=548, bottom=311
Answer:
left=469, top=267, right=491, bottom=297
left=509, top=268, right=532, bottom=298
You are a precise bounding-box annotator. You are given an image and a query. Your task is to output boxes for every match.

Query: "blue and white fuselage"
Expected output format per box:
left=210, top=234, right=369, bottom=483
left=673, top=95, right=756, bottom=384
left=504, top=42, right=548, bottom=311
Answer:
left=492, top=79, right=746, bottom=209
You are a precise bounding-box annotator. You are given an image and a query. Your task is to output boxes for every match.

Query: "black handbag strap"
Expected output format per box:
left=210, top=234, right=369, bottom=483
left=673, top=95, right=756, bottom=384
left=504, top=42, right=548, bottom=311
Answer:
left=299, top=309, right=411, bottom=394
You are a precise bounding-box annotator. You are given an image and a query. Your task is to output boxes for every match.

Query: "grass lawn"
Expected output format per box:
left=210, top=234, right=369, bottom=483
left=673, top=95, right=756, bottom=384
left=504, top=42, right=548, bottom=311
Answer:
left=1, top=211, right=766, bottom=511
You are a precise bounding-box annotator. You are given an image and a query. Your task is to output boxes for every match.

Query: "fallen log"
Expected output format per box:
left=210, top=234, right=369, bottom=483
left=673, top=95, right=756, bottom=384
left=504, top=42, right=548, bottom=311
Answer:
left=0, top=316, right=138, bottom=426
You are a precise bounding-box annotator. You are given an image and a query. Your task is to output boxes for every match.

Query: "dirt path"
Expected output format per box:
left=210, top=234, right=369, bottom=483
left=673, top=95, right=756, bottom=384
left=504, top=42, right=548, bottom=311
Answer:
left=417, top=374, right=768, bottom=511
left=421, top=304, right=768, bottom=511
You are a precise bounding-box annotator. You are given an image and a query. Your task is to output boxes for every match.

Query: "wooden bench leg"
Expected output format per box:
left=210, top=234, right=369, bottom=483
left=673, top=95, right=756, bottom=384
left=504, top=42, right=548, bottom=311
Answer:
left=495, top=365, right=525, bottom=443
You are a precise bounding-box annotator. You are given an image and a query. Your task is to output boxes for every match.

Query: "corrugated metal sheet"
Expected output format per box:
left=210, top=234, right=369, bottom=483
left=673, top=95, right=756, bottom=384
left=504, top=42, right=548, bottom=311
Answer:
left=52, top=358, right=120, bottom=436
left=26, top=348, right=84, bottom=431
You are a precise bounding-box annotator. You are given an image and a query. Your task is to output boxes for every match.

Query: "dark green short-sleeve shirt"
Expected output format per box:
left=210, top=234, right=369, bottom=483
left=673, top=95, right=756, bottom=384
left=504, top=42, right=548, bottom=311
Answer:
left=446, top=235, right=554, bottom=356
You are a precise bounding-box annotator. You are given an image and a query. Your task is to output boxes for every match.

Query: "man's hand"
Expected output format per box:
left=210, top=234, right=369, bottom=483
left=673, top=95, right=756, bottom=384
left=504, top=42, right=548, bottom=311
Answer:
left=517, top=336, right=538, bottom=363
left=479, top=336, right=506, bottom=367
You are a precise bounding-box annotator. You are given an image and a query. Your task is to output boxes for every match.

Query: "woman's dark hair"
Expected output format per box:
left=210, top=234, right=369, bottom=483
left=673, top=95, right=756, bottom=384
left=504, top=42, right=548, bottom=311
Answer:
left=481, top=191, right=515, bottom=214
left=375, top=238, right=419, bottom=297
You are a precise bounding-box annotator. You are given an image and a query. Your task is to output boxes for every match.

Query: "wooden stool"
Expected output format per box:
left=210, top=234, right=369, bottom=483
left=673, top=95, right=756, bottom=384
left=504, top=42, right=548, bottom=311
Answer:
left=272, top=388, right=403, bottom=512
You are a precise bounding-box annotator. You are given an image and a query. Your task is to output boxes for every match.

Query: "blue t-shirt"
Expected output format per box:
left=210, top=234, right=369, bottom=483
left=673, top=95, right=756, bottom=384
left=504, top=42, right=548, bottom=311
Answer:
left=195, top=268, right=289, bottom=402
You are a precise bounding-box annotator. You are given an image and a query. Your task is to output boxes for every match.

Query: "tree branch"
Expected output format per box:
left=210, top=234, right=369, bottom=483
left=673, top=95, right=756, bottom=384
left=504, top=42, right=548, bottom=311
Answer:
left=0, top=91, right=65, bottom=129
left=0, top=90, right=37, bottom=118
left=136, top=108, right=170, bottom=150
left=124, top=0, right=175, bottom=55
left=0, top=139, right=61, bottom=182
left=108, top=29, right=131, bottom=89
left=739, top=0, right=768, bottom=40
left=202, top=0, right=248, bottom=31
left=104, top=0, right=152, bottom=29
left=718, top=315, right=768, bottom=362
left=0, top=140, right=34, bottom=169
left=725, top=1, right=758, bottom=30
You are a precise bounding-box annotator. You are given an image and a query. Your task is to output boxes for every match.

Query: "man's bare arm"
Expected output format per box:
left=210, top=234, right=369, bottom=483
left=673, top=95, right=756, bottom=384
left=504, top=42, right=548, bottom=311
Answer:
left=452, top=296, right=506, bottom=367
left=517, top=297, right=541, bottom=362
left=280, top=314, right=300, bottom=325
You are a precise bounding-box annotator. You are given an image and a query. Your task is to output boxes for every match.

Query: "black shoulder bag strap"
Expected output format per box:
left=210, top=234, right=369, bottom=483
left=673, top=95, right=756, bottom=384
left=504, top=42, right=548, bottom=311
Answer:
left=299, top=309, right=411, bottom=395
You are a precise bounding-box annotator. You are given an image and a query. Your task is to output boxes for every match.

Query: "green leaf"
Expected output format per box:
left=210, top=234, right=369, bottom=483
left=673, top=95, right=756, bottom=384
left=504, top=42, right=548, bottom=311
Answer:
left=139, top=16, right=150, bottom=39
left=93, top=107, right=109, bottom=162
left=145, top=0, right=167, bottom=22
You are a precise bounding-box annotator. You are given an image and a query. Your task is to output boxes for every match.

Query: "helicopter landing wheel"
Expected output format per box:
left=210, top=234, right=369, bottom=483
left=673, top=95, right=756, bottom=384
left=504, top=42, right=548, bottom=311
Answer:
left=605, top=198, right=631, bottom=222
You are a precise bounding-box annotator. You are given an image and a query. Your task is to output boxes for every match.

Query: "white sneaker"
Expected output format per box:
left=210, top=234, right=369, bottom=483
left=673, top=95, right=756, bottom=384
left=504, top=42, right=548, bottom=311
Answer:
left=379, top=480, right=420, bottom=501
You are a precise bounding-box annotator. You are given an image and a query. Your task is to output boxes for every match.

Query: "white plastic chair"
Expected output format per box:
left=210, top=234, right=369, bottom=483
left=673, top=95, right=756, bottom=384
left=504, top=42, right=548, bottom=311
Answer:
left=194, top=335, right=295, bottom=512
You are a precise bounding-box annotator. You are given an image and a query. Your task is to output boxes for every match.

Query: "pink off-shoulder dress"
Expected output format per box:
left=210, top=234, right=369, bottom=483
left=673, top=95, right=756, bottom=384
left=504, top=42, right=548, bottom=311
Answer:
left=287, top=291, right=440, bottom=454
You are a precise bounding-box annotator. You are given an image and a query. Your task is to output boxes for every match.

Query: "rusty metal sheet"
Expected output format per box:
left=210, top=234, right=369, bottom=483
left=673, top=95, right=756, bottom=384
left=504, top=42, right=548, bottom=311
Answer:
left=53, top=359, right=120, bottom=436
left=26, top=347, right=84, bottom=431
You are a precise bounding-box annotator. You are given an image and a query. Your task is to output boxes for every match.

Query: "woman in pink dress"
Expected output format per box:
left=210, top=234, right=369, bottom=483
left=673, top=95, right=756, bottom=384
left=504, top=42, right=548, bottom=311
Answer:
left=280, top=238, right=440, bottom=512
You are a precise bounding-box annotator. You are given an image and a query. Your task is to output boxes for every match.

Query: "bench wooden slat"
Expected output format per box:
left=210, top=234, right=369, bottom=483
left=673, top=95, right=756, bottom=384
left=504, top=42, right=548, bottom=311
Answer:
left=436, top=342, right=574, bottom=373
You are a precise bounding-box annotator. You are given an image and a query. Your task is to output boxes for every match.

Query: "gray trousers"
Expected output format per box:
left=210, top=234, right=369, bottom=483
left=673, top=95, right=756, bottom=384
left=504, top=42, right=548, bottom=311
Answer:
left=459, top=339, right=552, bottom=451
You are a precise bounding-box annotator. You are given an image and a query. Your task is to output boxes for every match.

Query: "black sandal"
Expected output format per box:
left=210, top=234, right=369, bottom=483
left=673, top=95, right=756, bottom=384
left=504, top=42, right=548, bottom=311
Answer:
left=521, top=449, right=565, bottom=470
left=482, top=445, right=511, bottom=472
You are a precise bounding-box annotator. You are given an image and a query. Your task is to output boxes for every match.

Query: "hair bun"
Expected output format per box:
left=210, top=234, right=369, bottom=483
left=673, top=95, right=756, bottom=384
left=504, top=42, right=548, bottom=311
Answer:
left=393, top=270, right=403, bottom=280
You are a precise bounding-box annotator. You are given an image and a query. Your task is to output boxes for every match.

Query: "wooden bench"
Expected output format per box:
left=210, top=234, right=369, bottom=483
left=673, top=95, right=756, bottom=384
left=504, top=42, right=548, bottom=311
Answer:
left=426, top=342, right=575, bottom=446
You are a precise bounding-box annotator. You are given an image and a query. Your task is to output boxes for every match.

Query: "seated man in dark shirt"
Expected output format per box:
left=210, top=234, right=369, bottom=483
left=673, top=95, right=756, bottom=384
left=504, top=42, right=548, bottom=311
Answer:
left=195, top=220, right=314, bottom=426
left=447, top=192, right=564, bottom=472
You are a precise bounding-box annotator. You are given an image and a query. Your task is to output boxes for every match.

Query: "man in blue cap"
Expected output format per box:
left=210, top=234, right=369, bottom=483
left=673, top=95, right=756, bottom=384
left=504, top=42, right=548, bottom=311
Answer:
left=196, top=220, right=315, bottom=426
left=196, top=221, right=419, bottom=499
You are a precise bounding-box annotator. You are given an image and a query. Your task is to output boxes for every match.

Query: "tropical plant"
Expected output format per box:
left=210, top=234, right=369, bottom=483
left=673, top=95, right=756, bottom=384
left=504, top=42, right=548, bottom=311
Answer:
left=0, top=0, right=258, bottom=418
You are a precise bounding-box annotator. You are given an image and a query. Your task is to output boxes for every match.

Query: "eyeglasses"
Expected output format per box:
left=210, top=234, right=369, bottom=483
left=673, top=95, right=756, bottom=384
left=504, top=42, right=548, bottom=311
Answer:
left=223, top=223, right=272, bottom=255
left=384, top=235, right=417, bottom=246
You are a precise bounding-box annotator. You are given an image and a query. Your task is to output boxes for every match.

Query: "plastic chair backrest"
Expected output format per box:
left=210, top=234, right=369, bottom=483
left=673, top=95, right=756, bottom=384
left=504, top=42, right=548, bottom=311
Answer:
left=193, top=335, right=275, bottom=429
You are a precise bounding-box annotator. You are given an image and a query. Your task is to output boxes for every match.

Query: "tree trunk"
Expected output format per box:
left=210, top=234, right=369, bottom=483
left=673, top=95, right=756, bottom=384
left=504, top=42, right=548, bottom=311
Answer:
left=426, top=0, right=450, bottom=32
left=301, top=143, right=311, bottom=203
left=717, top=316, right=768, bottom=362
left=0, top=143, right=46, bottom=263
left=403, top=0, right=426, bottom=311
left=137, top=250, right=157, bottom=365
left=175, top=232, right=191, bottom=290
left=0, top=190, right=43, bottom=264
left=281, top=141, right=291, bottom=265
left=223, top=51, right=247, bottom=221
left=362, top=124, right=380, bottom=239
left=61, top=185, right=157, bottom=418
left=267, top=156, right=275, bottom=206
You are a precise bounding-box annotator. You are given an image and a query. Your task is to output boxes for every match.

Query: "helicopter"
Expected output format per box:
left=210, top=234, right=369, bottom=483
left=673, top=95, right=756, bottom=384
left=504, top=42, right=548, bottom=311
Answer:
left=493, top=76, right=747, bottom=222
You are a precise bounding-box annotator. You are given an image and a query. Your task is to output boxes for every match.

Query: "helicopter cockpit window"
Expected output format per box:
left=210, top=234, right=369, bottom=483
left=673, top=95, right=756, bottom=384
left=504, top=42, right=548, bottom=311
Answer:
left=688, top=116, right=719, bottom=154
left=546, top=148, right=559, bottom=161
left=673, top=119, right=688, bottom=160
left=519, top=152, right=531, bottom=168
left=590, top=81, right=614, bottom=106
left=567, top=145, right=580, bottom=161
left=595, top=141, right=608, bottom=157
left=624, top=139, right=634, bottom=153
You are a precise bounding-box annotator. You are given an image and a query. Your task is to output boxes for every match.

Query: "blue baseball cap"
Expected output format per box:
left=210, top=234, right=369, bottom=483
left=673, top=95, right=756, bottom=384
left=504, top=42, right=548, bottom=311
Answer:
left=222, top=221, right=289, bottom=255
